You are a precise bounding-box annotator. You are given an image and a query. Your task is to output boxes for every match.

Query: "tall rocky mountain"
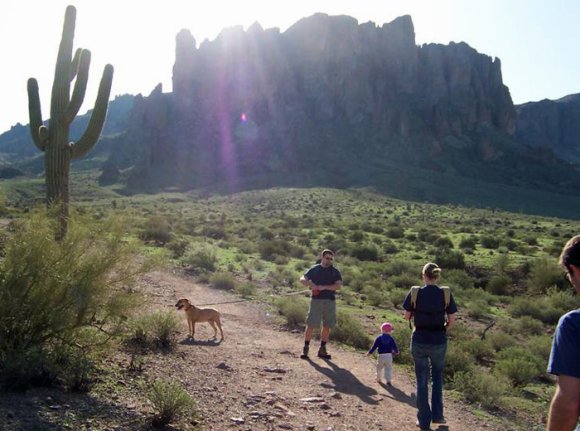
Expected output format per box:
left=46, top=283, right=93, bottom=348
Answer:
left=515, top=94, right=580, bottom=163
left=3, top=13, right=580, bottom=217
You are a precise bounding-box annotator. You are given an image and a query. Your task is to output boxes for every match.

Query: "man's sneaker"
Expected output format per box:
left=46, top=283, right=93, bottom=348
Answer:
left=432, top=418, right=446, bottom=424
left=317, top=346, right=332, bottom=359
left=300, top=346, right=309, bottom=359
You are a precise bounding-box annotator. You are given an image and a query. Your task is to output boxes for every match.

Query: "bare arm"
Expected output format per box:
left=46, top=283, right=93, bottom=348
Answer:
left=547, top=374, right=580, bottom=431
left=318, top=281, right=342, bottom=292
left=446, top=313, right=457, bottom=329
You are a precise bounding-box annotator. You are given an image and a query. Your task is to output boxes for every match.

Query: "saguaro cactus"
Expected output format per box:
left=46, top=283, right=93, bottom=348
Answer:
left=27, top=5, right=114, bottom=238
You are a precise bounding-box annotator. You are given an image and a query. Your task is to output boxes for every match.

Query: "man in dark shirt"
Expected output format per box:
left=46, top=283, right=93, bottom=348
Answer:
left=403, top=262, right=457, bottom=431
left=300, top=249, right=342, bottom=360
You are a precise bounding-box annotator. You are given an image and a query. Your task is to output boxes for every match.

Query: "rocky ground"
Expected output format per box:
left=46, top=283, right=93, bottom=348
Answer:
left=0, top=270, right=507, bottom=431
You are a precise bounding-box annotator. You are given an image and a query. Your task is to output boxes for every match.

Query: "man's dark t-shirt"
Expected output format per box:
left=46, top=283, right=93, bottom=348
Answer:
left=304, top=264, right=342, bottom=300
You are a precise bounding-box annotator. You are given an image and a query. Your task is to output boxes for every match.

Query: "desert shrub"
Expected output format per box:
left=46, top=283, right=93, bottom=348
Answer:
left=362, top=285, right=389, bottom=307
left=384, top=259, right=415, bottom=276
left=0, top=211, right=148, bottom=389
left=131, top=311, right=180, bottom=349
left=480, top=235, right=500, bottom=249
left=525, top=335, right=553, bottom=363
left=459, top=236, right=477, bottom=249
left=442, top=269, right=474, bottom=290
left=434, top=237, right=453, bottom=249
left=486, top=274, right=512, bottom=295
left=166, top=238, right=189, bottom=258
left=509, top=296, right=563, bottom=325
left=202, top=224, right=226, bottom=239
left=275, top=296, right=309, bottom=327
left=383, top=240, right=399, bottom=254
left=517, top=316, right=544, bottom=334
left=235, top=282, right=257, bottom=298
left=147, top=380, right=196, bottom=427
left=332, top=311, right=372, bottom=350
left=389, top=273, right=420, bottom=289
left=350, top=244, right=379, bottom=261
left=181, top=244, right=218, bottom=272
left=140, top=216, right=173, bottom=244
left=494, top=346, right=545, bottom=386
left=258, top=239, right=292, bottom=260
left=462, top=338, right=494, bottom=362
left=434, top=249, right=465, bottom=269
left=452, top=369, right=509, bottom=409
left=487, top=330, right=516, bottom=352
left=526, top=257, right=565, bottom=293
left=350, top=230, right=365, bottom=242
left=390, top=288, right=409, bottom=308
left=386, top=226, right=405, bottom=239
left=392, top=325, right=412, bottom=364
left=443, top=344, right=474, bottom=381
left=210, top=272, right=237, bottom=291
left=467, top=299, right=491, bottom=319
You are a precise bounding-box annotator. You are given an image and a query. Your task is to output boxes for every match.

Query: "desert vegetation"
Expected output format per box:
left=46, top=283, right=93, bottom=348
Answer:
left=0, top=175, right=579, bottom=428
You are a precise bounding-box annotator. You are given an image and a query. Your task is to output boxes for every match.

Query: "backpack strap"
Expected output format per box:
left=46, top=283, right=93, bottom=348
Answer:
left=440, top=286, right=451, bottom=308
left=410, top=286, right=421, bottom=309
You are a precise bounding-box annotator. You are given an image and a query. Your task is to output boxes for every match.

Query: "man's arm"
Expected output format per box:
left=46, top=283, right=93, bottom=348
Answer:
left=404, top=310, right=413, bottom=321
left=318, top=281, right=342, bottom=292
left=547, top=374, right=580, bottom=430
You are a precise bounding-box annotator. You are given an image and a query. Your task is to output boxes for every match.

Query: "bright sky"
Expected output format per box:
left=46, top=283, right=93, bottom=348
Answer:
left=1, top=0, right=580, bottom=133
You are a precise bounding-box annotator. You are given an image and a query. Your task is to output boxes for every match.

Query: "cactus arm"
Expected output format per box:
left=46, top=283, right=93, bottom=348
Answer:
left=70, top=48, right=82, bottom=81
left=64, top=49, right=91, bottom=125
left=27, top=78, right=45, bottom=151
left=71, top=64, right=114, bottom=159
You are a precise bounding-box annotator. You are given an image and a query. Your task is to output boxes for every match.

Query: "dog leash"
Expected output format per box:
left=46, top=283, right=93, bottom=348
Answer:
left=194, top=289, right=311, bottom=307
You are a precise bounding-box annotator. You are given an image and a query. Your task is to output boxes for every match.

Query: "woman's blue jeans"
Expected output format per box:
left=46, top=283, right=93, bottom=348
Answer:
left=411, top=340, right=447, bottom=429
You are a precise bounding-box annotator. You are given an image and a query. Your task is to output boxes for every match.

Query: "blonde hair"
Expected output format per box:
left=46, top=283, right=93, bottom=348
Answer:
left=422, top=262, right=441, bottom=280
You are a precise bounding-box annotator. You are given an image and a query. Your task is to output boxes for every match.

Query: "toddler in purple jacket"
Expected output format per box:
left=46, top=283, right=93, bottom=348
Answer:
left=367, top=322, right=399, bottom=385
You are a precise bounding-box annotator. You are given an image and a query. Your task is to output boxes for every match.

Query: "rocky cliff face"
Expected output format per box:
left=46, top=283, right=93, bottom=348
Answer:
left=122, top=13, right=518, bottom=190
left=515, top=94, right=580, bottom=163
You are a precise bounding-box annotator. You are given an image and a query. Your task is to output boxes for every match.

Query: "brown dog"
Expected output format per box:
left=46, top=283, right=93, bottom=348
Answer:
left=175, top=298, right=224, bottom=341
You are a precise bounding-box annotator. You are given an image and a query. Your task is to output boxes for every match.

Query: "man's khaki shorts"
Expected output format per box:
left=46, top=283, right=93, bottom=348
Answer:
left=306, top=299, right=337, bottom=328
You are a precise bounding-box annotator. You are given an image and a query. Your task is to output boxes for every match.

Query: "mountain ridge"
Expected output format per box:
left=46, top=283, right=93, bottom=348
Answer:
left=2, top=13, right=580, bottom=218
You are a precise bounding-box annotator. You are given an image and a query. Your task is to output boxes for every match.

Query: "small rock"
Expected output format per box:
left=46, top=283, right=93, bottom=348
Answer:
left=330, top=411, right=342, bottom=417
left=264, top=367, right=287, bottom=373
left=217, top=362, right=233, bottom=371
left=300, top=397, right=325, bottom=403
left=231, top=417, right=245, bottom=424
left=319, top=402, right=331, bottom=410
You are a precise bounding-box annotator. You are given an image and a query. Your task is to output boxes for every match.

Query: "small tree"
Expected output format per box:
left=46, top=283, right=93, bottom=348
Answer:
left=27, top=5, right=114, bottom=238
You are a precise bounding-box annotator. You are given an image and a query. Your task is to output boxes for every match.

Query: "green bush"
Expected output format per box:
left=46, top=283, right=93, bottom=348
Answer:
left=332, top=311, right=372, bottom=350
left=210, top=272, right=237, bottom=291
left=131, top=311, right=180, bottom=349
left=140, top=215, right=173, bottom=245
left=452, top=369, right=509, bottom=409
left=147, top=380, right=196, bottom=427
left=443, top=344, right=474, bottom=381
left=0, top=211, right=147, bottom=389
left=434, top=249, right=465, bottom=269
left=275, top=296, right=309, bottom=327
left=494, top=346, right=545, bottom=386
left=486, top=274, right=512, bottom=295
left=181, top=243, right=218, bottom=272
left=526, top=257, right=565, bottom=294
left=235, top=282, right=257, bottom=298
left=480, top=235, right=500, bottom=249
left=350, top=244, right=379, bottom=261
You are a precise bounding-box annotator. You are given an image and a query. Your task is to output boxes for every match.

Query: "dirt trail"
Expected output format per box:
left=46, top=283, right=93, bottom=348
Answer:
left=142, top=271, right=501, bottom=431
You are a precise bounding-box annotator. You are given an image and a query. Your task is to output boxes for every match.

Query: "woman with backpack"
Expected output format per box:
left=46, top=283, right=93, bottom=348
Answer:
left=403, top=262, right=458, bottom=431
